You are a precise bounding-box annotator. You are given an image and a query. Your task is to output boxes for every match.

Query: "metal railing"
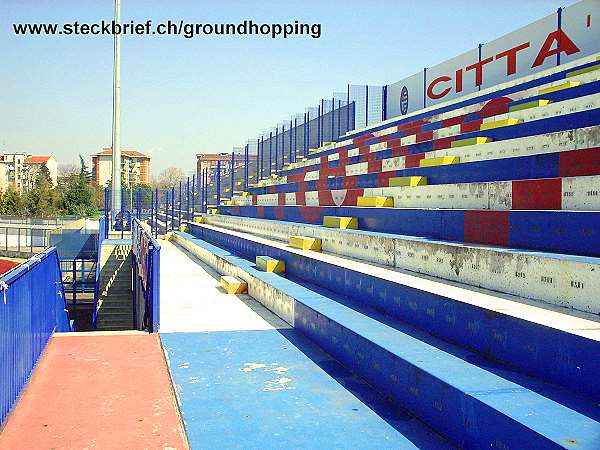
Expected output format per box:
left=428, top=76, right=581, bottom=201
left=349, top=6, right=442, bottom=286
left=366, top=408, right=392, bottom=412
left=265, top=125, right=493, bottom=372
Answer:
left=131, top=218, right=160, bottom=332
left=0, top=247, right=70, bottom=427
left=91, top=216, right=106, bottom=329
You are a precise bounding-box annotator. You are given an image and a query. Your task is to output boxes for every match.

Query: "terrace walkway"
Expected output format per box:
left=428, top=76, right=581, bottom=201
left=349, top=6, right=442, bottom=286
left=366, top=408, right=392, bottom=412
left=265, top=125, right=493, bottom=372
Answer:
left=0, top=332, right=187, bottom=450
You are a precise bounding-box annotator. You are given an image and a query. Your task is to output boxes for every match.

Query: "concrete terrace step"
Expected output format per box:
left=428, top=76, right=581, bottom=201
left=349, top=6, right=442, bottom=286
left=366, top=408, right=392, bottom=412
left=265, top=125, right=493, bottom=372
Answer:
left=157, top=240, right=453, bottom=448
left=240, top=174, right=600, bottom=211
left=177, top=225, right=600, bottom=401
left=170, top=231, right=600, bottom=449
left=250, top=124, right=600, bottom=196
left=216, top=205, right=600, bottom=258
left=196, top=214, right=600, bottom=316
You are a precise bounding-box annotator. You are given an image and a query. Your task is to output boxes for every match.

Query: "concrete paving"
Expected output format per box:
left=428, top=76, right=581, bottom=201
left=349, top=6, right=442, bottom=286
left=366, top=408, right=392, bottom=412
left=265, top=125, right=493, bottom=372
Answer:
left=159, top=239, right=286, bottom=333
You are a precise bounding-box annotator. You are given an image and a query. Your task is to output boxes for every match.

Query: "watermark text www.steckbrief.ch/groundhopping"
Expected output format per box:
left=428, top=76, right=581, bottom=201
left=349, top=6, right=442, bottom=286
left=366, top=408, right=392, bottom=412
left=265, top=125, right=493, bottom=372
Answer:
left=12, top=19, right=322, bottom=40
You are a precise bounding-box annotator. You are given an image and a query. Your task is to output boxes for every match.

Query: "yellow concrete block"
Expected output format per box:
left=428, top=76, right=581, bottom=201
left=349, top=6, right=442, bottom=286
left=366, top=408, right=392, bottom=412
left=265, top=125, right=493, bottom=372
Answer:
left=509, top=99, right=552, bottom=112
left=566, top=63, right=600, bottom=78
left=419, top=156, right=460, bottom=168
left=208, top=209, right=220, bottom=215
left=479, top=118, right=523, bottom=130
left=179, top=224, right=188, bottom=232
left=256, top=256, right=285, bottom=273
left=289, top=236, right=322, bottom=251
left=323, top=216, right=358, bottom=229
left=220, top=275, right=248, bottom=294
left=451, top=137, right=491, bottom=148
left=538, top=81, right=582, bottom=95
left=388, top=176, right=428, bottom=187
left=357, top=196, right=394, bottom=208
left=193, top=217, right=205, bottom=224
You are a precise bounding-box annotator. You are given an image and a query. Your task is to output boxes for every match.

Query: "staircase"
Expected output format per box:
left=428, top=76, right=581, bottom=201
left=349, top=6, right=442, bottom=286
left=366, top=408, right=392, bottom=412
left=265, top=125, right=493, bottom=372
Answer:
left=95, top=243, right=133, bottom=331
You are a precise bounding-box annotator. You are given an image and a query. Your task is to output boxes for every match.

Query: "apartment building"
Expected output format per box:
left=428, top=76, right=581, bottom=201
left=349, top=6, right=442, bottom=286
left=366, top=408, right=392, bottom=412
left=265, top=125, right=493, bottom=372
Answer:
left=92, top=148, right=151, bottom=187
left=0, top=153, right=58, bottom=193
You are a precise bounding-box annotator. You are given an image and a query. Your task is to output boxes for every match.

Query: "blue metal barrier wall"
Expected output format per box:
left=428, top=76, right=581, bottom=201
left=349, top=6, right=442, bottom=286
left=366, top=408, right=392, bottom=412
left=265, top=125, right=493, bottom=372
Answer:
left=131, top=218, right=160, bottom=332
left=91, top=216, right=106, bottom=329
left=0, top=247, right=70, bottom=427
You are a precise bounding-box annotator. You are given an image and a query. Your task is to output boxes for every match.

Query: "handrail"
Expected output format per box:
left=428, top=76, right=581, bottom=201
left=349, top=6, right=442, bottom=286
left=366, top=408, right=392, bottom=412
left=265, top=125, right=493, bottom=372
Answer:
left=0, top=247, right=70, bottom=427
left=132, top=217, right=160, bottom=332
left=91, top=216, right=106, bottom=329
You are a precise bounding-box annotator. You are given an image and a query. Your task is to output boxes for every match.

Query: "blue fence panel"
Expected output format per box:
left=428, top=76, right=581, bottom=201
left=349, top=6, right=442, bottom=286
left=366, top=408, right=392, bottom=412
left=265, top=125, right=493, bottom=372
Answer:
left=131, top=218, right=161, bottom=332
left=0, top=247, right=70, bottom=427
left=92, top=216, right=106, bottom=329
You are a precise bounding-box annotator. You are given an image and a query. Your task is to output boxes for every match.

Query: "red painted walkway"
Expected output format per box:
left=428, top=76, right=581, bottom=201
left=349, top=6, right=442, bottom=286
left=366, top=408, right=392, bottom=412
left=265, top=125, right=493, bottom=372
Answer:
left=0, top=332, right=188, bottom=450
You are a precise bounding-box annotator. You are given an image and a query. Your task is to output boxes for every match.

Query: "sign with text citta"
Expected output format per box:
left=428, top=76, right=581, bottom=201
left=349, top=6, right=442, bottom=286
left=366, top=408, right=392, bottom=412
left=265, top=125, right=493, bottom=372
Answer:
left=386, top=0, right=600, bottom=118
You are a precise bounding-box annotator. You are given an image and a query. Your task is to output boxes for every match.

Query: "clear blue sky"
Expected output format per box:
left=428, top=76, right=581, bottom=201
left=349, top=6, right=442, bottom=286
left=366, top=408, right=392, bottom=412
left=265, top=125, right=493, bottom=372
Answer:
left=1, top=0, right=574, bottom=176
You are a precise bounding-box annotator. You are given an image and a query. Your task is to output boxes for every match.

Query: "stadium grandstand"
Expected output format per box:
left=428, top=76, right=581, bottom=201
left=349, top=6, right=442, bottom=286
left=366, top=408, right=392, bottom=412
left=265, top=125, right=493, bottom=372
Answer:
left=2, top=1, right=600, bottom=449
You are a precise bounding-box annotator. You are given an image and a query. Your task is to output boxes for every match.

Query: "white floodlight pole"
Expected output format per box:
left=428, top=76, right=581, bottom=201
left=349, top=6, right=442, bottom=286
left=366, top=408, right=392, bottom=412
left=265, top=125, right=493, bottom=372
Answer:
left=110, top=0, right=122, bottom=218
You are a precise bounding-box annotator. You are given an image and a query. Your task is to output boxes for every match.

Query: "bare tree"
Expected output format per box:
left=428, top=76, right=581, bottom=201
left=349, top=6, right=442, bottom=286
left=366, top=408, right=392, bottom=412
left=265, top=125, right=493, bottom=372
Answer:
left=155, top=167, right=185, bottom=189
left=58, top=163, right=79, bottom=178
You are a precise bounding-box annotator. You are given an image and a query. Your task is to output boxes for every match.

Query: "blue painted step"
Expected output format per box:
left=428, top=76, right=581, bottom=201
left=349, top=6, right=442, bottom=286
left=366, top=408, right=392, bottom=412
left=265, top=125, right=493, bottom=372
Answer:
left=173, top=232, right=600, bottom=449
left=190, top=222, right=600, bottom=402
left=162, top=330, right=452, bottom=449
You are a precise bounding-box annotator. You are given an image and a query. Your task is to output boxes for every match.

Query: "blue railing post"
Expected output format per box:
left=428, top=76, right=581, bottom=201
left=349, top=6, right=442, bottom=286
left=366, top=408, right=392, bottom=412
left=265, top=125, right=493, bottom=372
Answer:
left=200, top=169, right=204, bottom=214
left=244, top=144, right=249, bottom=191
left=268, top=131, right=272, bottom=176
left=289, top=120, right=293, bottom=163
left=150, top=190, right=154, bottom=232
left=165, top=190, right=169, bottom=233
left=216, top=160, right=221, bottom=207
left=260, top=136, right=264, bottom=180
left=275, top=129, right=278, bottom=171
left=154, top=188, right=159, bottom=238
left=171, top=187, right=175, bottom=232
left=178, top=180, right=182, bottom=227
left=186, top=176, right=190, bottom=222
left=317, top=103, right=321, bottom=148
left=103, top=187, right=109, bottom=235
left=191, top=174, right=195, bottom=221
left=120, top=188, right=125, bottom=239
left=230, top=151, right=235, bottom=197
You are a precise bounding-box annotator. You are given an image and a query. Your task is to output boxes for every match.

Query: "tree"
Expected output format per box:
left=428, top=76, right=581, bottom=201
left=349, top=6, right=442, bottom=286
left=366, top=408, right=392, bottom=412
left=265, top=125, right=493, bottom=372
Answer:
left=79, top=155, right=93, bottom=184
left=1, top=188, right=24, bottom=215
left=58, top=163, right=79, bottom=179
left=24, top=164, right=56, bottom=216
left=156, top=167, right=185, bottom=189
left=57, top=156, right=97, bottom=216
